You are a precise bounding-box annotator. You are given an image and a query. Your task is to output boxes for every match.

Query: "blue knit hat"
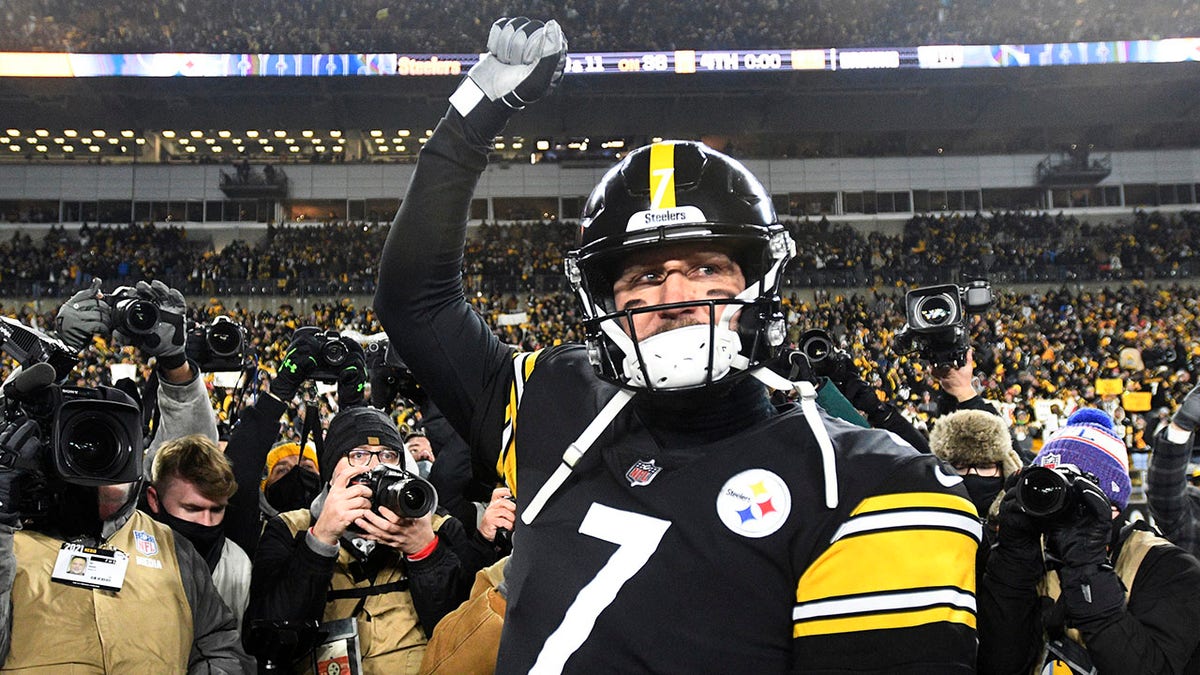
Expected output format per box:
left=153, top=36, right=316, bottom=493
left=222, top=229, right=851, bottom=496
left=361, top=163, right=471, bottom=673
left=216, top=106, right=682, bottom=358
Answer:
left=1033, top=408, right=1131, bottom=510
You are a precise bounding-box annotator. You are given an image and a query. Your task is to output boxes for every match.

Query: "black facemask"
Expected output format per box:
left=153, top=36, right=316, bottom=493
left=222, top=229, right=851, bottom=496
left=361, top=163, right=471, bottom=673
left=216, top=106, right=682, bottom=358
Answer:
left=962, top=475, right=1004, bottom=517
left=264, top=465, right=322, bottom=514
left=153, top=506, right=225, bottom=572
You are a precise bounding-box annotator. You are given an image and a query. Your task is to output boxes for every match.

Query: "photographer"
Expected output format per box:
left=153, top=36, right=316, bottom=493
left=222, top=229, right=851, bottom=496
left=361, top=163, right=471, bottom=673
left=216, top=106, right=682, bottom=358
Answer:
left=1146, top=381, right=1200, bottom=558
left=244, top=405, right=480, bottom=674
left=223, top=327, right=366, bottom=559
left=978, top=409, right=1200, bottom=674
left=0, top=366, right=251, bottom=671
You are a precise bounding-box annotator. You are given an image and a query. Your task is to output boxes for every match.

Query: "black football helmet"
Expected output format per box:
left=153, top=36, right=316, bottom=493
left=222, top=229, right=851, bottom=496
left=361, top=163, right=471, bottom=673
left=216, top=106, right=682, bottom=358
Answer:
left=565, top=140, right=795, bottom=391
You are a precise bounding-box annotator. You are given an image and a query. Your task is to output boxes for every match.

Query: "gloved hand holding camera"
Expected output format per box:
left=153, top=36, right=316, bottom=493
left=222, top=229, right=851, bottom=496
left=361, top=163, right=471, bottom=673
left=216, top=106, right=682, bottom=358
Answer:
left=985, top=473, right=1047, bottom=587
left=55, top=278, right=111, bottom=351
left=449, top=16, right=567, bottom=146
left=270, top=331, right=322, bottom=403
left=112, top=280, right=188, bottom=371
left=1044, top=476, right=1125, bottom=628
left=336, top=344, right=368, bottom=409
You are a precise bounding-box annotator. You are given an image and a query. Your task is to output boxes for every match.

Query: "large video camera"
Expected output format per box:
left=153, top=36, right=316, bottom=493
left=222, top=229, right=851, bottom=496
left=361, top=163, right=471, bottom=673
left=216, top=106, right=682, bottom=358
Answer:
left=293, top=327, right=360, bottom=383
left=186, top=316, right=249, bottom=372
left=893, top=280, right=992, bottom=367
left=0, top=316, right=79, bottom=383
left=349, top=464, right=438, bottom=519
left=1014, top=464, right=1100, bottom=521
left=2, top=364, right=142, bottom=490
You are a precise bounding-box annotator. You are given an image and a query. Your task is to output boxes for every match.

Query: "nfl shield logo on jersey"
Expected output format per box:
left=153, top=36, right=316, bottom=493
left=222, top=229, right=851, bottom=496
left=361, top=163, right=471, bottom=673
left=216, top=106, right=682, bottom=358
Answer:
left=626, top=459, right=662, bottom=487
left=134, top=530, right=159, bottom=556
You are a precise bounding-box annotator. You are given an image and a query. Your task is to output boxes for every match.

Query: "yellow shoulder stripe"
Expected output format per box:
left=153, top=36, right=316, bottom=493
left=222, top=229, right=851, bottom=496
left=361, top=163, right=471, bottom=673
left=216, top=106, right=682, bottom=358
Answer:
left=499, top=349, right=543, bottom=497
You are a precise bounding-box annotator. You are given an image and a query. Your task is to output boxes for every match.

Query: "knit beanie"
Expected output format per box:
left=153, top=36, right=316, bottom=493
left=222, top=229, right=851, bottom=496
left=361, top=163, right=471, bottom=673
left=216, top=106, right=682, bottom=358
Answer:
left=320, top=406, right=406, bottom=483
left=1032, top=408, right=1131, bottom=510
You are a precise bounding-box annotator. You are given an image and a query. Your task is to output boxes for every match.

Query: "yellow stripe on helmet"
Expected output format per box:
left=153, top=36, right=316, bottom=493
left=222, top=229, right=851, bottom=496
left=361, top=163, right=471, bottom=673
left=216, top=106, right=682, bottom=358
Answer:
left=649, top=142, right=677, bottom=210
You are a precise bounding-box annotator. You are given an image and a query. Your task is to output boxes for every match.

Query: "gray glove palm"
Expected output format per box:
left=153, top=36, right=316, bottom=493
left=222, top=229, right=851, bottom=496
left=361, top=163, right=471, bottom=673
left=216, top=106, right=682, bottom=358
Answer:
left=55, top=278, right=111, bottom=351
left=450, top=17, right=567, bottom=143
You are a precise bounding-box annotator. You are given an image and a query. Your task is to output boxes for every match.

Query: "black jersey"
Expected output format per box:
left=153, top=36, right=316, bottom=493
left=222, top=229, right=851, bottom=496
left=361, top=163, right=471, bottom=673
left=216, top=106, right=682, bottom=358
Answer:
left=375, top=116, right=980, bottom=673
left=492, top=347, right=979, bottom=673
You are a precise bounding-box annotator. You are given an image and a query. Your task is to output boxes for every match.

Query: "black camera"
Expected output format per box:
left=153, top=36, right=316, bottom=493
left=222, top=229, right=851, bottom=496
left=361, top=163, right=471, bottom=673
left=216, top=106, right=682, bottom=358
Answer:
left=1015, top=464, right=1098, bottom=520
left=893, top=280, right=992, bottom=367
left=365, top=338, right=423, bottom=406
left=186, top=316, right=249, bottom=372
left=0, top=316, right=79, bottom=383
left=104, top=286, right=160, bottom=337
left=796, top=329, right=855, bottom=385
left=3, top=366, right=142, bottom=488
left=293, top=327, right=359, bottom=383
left=349, top=464, right=438, bottom=519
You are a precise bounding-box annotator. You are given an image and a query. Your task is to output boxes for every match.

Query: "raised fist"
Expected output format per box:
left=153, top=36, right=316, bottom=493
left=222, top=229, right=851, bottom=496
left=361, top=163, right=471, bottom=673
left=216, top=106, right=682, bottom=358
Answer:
left=450, top=17, right=567, bottom=143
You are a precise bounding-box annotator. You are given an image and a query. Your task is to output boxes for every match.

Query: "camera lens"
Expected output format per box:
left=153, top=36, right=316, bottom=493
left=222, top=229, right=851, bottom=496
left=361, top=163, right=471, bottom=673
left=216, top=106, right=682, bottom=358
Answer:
left=913, top=293, right=959, bottom=329
left=1016, top=466, right=1071, bottom=518
left=322, top=340, right=349, bottom=367
left=207, top=320, right=242, bottom=357
left=377, top=474, right=438, bottom=518
left=59, top=413, right=129, bottom=476
left=799, top=329, right=832, bottom=364
left=116, top=299, right=159, bottom=335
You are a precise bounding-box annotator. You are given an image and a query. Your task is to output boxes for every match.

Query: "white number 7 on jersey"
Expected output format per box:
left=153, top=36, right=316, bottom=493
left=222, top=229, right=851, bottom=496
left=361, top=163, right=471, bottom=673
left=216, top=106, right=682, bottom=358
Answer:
left=529, top=503, right=672, bottom=674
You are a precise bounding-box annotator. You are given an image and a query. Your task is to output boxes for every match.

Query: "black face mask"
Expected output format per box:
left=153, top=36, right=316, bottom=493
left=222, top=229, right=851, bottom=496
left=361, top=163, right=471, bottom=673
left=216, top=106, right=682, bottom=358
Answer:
left=962, top=475, right=1005, bottom=517
left=264, top=465, right=322, bottom=514
left=153, top=506, right=225, bottom=572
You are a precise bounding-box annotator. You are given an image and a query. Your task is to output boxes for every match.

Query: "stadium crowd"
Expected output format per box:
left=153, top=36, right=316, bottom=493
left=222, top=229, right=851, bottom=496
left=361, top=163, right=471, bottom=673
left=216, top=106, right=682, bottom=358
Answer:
left=2, top=0, right=1199, bottom=54
left=2, top=267, right=1196, bottom=456
left=3, top=209, right=1200, bottom=298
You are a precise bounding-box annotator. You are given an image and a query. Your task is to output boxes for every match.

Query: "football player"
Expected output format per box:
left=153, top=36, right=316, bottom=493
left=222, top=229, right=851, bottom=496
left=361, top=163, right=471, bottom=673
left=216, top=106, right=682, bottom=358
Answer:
left=376, top=17, right=980, bottom=673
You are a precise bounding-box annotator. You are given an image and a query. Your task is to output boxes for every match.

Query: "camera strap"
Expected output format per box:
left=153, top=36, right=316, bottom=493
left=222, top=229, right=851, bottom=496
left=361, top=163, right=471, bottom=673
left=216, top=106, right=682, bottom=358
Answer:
left=300, top=402, right=325, bottom=462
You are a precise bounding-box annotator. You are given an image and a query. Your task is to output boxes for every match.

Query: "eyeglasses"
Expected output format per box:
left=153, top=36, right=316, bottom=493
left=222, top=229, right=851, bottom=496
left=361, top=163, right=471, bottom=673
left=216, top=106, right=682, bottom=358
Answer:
left=346, top=449, right=402, bottom=466
left=951, top=462, right=1001, bottom=477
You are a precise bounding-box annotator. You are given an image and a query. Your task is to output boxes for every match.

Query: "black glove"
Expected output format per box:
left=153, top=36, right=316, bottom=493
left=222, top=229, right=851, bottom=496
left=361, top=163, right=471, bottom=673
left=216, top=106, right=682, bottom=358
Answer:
left=0, top=418, right=42, bottom=527
left=271, top=332, right=322, bottom=402
left=55, top=278, right=111, bottom=351
left=449, top=17, right=567, bottom=145
left=1171, top=382, right=1200, bottom=432
left=115, top=280, right=188, bottom=370
left=336, top=341, right=368, bottom=409
left=1046, top=478, right=1124, bottom=629
left=1044, top=477, right=1114, bottom=570
left=985, top=474, right=1046, bottom=586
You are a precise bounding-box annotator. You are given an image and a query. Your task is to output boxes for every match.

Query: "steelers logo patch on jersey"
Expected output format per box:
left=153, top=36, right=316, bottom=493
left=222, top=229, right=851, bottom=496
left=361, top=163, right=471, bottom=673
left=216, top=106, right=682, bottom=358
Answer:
left=716, top=469, right=791, bottom=538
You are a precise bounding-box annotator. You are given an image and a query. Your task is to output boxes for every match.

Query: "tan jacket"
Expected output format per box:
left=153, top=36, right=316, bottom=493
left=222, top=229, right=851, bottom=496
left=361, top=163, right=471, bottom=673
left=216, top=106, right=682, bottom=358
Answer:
left=5, top=511, right=192, bottom=673
left=418, top=556, right=509, bottom=675
left=279, top=509, right=435, bottom=675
